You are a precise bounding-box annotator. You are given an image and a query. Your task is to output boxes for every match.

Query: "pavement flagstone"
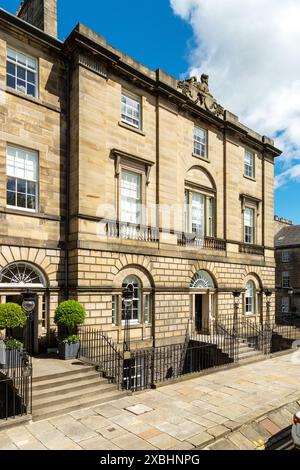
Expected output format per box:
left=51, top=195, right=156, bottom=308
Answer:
left=0, top=352, right=299, bottom=450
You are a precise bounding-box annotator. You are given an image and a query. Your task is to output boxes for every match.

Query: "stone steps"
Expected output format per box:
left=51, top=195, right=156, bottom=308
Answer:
left=32, top=369, right=100, bottom=391
left=238, top=340, right=265, bottom=364
left=32, top=363, right=126, bottom=422
left=32, top=375, right=110, bottom=399
left=33, top=389, right=125, bottom=422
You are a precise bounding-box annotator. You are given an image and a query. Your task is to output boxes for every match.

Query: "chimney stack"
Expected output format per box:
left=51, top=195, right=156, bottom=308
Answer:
left=17, top=0, right=57, bottom=38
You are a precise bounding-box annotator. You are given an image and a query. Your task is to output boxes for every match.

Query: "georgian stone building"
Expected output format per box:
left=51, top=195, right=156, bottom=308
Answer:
left=0, top=0, right=281, bottom=353
left=275, top=217, right=300, bottom=316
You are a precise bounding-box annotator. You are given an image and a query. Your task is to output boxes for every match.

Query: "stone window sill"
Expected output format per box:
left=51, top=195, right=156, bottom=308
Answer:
left=192, top=153, right=211, bottom=163
left=5, top=87, right=61, bottom=113
left=118, top=121, right=146, bottom=136
left=243, top=174, right=256, bottom=182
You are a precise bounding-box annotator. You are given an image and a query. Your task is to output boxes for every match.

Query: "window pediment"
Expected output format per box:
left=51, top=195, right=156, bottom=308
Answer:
left=111, top=149, right=154, bottom=185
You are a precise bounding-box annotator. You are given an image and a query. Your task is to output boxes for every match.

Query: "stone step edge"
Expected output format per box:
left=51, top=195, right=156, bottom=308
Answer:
left=32, top=371, right=103, bottom=391
left=33, top=383, right=117, bottom=409
left=32, top=365, right=96, bottom=383
left=32, top=376, right=107, bottom=398
left=32, top=391, right=126, bottom=422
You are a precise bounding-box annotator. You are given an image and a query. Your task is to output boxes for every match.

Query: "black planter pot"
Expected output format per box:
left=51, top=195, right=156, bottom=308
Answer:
left=4, top=349, right=23, bottom=369
left=58, top=342, right=80, bottom=360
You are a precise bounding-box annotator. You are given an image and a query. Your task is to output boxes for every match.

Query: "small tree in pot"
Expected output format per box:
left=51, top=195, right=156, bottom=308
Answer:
left=0, top=303, right=27, bottom=368
left=54, top=300, right=86, bottom=360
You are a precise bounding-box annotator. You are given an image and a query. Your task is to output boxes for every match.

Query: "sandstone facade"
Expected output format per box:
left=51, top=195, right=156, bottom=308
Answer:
left=0, top=2, right=281, bottom=352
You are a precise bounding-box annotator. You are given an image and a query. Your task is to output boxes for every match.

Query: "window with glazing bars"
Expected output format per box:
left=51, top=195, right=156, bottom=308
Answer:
left=244, top=150, right=255, bottom=178
left=7, top=145, right=38, bottom=211
left=282, top=272, right=290, bottom=288
left=121, top=90, right=141, bottom=128
left=121, top=170, right=141, bottom=224
left=194, top=127, right=207, bottom=158
left=244, top=207, right=254, bottom=244
left=6, top=47, right=38, bottom=97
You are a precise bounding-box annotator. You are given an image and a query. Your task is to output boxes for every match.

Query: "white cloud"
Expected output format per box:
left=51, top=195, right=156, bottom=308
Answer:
left=170, top=0, right=300, bottom=189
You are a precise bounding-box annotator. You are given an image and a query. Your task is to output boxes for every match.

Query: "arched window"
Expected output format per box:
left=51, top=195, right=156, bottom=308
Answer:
left=122, top=275, right=141, bottom=323
left=0, top=262, right=46, bottom=288
left=245, top=281, right=256, bottom=315
left=191, top=270, right=215, bottom=289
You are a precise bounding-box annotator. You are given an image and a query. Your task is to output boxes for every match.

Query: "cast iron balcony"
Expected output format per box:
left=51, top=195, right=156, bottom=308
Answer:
left=106, top=220, right=159, bottom=243
left=177, top=233, right=226, bottom=251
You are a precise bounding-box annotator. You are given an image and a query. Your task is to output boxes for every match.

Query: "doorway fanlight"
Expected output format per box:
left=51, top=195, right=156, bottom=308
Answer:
left=191, top=270, right=215, bottom=289
left=0, top=262, right=46, bottom=288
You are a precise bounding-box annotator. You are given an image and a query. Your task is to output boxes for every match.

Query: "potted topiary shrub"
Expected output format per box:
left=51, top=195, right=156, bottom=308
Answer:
left=0, top=303, right=27, bottom=368
left=54, top=300, right=86, bottom=360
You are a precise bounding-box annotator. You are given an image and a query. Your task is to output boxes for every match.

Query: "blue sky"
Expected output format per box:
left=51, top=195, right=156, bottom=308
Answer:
left=1, top=0, right=298, bottom=224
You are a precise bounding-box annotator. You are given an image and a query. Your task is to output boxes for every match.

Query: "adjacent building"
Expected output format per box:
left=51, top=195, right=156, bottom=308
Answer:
left=275, top=217, right=300, bottom=316
left=0, top=0, right=281, bottom=354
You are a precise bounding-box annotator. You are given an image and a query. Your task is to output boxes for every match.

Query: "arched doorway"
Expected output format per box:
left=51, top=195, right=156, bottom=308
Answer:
left=0, top=262, right=48, bottom=354
left=190, top=270, right=216, bottom=333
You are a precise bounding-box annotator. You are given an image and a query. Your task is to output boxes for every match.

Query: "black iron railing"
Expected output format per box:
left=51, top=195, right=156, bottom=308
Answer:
left=78, top=327, right=123, bottom=384
left=272, top=314, right=300, bottom=344
left=177, top=233, right=226, bottom=251
left=0, top=349, right=32, bottom=421
left=79, top=324, right=238, bottom=393
left=191, top=317, right=239, bottom=362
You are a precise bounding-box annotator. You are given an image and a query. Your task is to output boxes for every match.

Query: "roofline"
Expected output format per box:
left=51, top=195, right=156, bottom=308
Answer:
left=0, top=10, right=283, bottom=157
left=64, top=26, right=282, bottom=157
left=0, top=8, right=62, bottom=51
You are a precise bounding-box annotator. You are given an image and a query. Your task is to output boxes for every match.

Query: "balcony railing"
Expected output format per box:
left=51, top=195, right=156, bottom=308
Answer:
left=239, top=243, right=264, bottom=256
left=106, top=220, right=159, bottom=242
left=177, top=233, right=226, bottom=251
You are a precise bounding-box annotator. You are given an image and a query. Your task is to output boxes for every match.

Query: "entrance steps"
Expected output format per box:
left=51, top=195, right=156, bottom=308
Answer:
left=32, top=363, right=126, bottom=421
left=238, top=339, right=265, bottom=365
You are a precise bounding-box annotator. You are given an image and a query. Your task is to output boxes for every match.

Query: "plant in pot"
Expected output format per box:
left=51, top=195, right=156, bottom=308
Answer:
left=54, top=300, right=86, bottom=360
left=0, top=303, right=27, bottom=368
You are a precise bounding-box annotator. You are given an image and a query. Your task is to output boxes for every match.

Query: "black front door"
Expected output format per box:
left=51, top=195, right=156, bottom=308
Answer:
left=195, top=295, right=203, bottom=333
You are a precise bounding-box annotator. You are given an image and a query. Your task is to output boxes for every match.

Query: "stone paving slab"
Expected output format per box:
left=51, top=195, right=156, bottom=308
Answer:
left=0, top=352, right=299, bottom=450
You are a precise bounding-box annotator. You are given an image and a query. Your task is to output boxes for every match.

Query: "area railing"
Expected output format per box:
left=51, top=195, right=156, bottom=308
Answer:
left=191, top=317, right=239, bottom=363
left=78, top=327, right=123, bottom=386
left=0, top=348, right=32, bottom=421
left=272, top=314, right=300, bottom=342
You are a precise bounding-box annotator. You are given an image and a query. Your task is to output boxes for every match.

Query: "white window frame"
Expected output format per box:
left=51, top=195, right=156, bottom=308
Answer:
left=282, top=272, right=290, bottom=289
left=282, top=296, right=290, bottom=313
left=123, top=357, right=144, bottom=391
left=194, top=126, right=208, bottom=159
left=6, top=145, right=39, bottom=213
left=144, top=294, right=151, bottom=324
left=244, top=150, right=255, bottom=178
left=121, top=90, right=141, bottom=129
left=245, top=281, right=256, bottom=315
left=120, top=170, right=141, bottom=225
left=184, top=189, right=215, bottom=237
left=6, top=46, right=38, bottom=98
left=282, top=250, right=290, bottom=263
left=112, top=295, right=117, bottom=326
left=244, top=207, right=255, bottom=244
